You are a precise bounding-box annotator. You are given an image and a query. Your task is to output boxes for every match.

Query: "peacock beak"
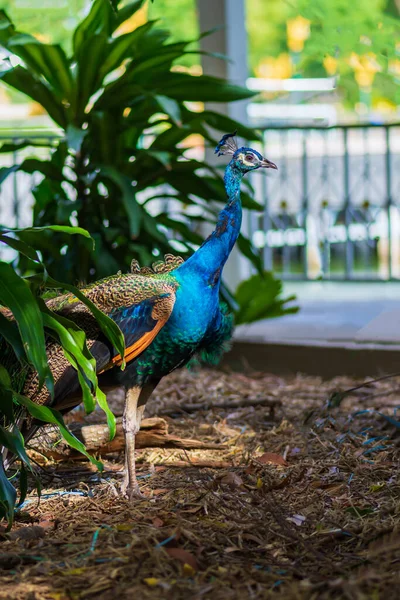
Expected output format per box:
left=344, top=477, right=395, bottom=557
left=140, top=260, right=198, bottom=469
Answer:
left=260, top=158, right=278, bottom=170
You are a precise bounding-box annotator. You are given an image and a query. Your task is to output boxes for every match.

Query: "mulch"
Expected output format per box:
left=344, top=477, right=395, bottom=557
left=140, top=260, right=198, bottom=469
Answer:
left=0, top=367, right=399, bottom=599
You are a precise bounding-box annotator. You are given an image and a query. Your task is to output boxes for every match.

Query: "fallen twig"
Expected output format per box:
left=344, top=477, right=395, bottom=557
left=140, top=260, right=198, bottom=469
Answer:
left=154, top=459, right=232, bottom=468
left=159, top=395, right=281, bottom=416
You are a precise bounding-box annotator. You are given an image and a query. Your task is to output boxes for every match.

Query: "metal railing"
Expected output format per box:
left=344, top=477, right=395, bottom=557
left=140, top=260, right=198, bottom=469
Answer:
left=1, top=125, right=400, bottom=281
left=0, top=133, right=60, bottom=230
left=252, top=123, right=400, bottom=280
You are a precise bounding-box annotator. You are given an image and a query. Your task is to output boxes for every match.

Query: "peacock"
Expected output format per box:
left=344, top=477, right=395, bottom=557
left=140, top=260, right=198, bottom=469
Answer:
left=3, top=133, right=277, bottom=498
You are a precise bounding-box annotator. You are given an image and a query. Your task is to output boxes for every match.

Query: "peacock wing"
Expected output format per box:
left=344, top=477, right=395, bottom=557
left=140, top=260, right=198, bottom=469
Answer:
left=98, top=289, right=176, bottom=370
left=18, top=275, right=178, bottom=407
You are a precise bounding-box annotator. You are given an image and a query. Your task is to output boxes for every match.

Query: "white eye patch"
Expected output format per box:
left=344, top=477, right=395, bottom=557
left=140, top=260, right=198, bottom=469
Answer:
left=238, top=152, right=258, bottom=167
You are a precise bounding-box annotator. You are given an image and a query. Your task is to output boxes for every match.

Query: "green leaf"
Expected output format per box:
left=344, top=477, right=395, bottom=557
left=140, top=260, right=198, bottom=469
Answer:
left=237, top=234, right=263, bottom=274
left=19, top=157, right=64, bottom=180
left=73, top=0, right=113, bottom=56
left=201, top=110, right=261, bottom=142
left=100, top=168, right=142, bottom=238
left=0, top=262, right=53, bottom=394
left=39, top=303, right=116, bottom=437
left=0, top=422, right=32, bottom=469
left=98, top=22, right=155, bottom=81
left=66, top=125, right=87, bottom=153
left=0, top=456, right=17, bottom=529
left=40, top=306, right=97, bottom=414
left=0, top=140, right=55, bottom=154
left=30, top=274, right=125, bottom=370
left=76, top=33, right=107, bottom=118
left=157, top=215, right=203, bottom=246
left=235, top=272, right=298, bottom=325
left=18, top=226, right=93, bottom=245
left=0, top=365, right=11, bottom=388
left=157, top=73, right=256, bottom=102
left=0, top=234, right=41, bottom=264
left=0, top=10, right=15, bottom=46
left=7, top=38, right=74, bottom=102
left=0, top=312, right=25, bottom=363
left=0, top=164, right=19, bottom=185
left=0, top=66, right=67, bottom=127
left=155, top=95, right=181, bottom=126
left=13, top=392, right=103, bottom=470
left=112, top=0, right=146, bottom=31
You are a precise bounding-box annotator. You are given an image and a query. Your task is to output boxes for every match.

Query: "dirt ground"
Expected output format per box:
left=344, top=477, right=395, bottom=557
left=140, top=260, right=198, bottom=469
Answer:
left=0, top=366, right=399, bottom=600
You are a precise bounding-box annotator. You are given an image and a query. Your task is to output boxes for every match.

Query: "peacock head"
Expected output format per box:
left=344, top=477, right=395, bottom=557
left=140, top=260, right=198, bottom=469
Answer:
left=215, top=131, right=277, bottom=174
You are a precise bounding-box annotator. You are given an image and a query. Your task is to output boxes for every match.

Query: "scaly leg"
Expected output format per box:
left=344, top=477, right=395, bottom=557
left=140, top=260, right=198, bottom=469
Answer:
left=121, top=382, right=158, bottom=499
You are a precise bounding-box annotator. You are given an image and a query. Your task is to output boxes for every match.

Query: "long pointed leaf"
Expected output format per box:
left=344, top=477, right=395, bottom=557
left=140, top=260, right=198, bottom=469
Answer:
left=0, top=313, right=25, bottom=363
left=0, top=66, right=66, bottom=127
left=0, top=456, right=17, bottom=529
left=0, top=263, right=53, bottom=394
left=13, top=393, right=103, bottom=470
left=73, top=0, right=113, bottom=56
left=100, top=168, right=142, bottom=238
left=76, top=34, right=107, bottom=118
left=40, top=304, right=116, bottom=437
left=30, top=274, right=125, bottom=370
left=98, top=22, right=154, bottom=81
left=113, top=0, right=146, bottom=31
left=7, top=38, right=74, bottom=102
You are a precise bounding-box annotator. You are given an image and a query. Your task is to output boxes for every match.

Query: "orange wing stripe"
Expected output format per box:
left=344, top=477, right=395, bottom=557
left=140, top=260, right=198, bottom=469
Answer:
left=101, top=319, right=166, bottom=372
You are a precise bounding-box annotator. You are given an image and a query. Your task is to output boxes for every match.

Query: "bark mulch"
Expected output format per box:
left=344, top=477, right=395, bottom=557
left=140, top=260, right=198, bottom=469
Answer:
left=1, top=367, right=399, bottom=600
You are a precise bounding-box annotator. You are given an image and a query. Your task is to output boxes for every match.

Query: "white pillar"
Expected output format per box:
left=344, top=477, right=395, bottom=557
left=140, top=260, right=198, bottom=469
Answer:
left=197, top=0, right=252, bottom=292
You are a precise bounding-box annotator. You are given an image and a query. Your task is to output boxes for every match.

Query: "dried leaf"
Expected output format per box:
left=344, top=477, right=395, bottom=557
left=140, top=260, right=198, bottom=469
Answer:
left=220, top=472, right=244, bottom=488
left=152, top=489, right=169, bottom=496
left=166, top=548, right=198, bottom=571
left=256, top=453, right=288, bottom=467
left=38, top=519, right=54, bottom=530
left=152, top=517, right=164, bottom=528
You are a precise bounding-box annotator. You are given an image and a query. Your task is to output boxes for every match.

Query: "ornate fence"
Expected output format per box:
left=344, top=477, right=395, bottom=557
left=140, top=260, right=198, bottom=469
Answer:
left=252, top=123, right=400, bottom=280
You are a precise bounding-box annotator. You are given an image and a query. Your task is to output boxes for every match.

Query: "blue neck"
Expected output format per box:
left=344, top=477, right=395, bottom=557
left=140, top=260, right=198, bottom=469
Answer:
left=177, top=162, right=242, bottom=286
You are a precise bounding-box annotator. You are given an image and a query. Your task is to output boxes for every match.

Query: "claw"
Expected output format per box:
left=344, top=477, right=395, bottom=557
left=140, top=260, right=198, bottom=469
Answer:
left=120, top=475, right=145, bottom=500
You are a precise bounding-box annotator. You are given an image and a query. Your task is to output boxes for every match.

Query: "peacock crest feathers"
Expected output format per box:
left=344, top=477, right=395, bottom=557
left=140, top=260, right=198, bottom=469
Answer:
left=130, top=253, right=184, bottom=276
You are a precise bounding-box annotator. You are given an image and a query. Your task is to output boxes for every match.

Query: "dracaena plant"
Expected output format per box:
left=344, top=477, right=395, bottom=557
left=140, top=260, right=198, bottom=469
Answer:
left=0, top=0, right=263, bottom=286
left=0, top=225, right=126, bottom=527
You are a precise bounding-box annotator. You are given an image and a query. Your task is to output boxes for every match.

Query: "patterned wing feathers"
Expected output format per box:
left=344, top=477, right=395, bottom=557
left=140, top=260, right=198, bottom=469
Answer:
left=130, top=253, right=184, bottom=276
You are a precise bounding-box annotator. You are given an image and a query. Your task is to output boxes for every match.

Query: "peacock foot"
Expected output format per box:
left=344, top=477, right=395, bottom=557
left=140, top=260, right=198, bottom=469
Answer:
left=120, top=475, right=146, bottom=500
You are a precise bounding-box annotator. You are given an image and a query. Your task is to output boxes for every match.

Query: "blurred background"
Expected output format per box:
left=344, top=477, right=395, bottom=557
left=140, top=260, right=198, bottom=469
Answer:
left=2, top=0, right=400, bottom=354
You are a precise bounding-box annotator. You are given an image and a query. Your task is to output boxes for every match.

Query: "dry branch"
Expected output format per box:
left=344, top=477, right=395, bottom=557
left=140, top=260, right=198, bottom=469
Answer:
left=33, top=417, right=225, bottom=462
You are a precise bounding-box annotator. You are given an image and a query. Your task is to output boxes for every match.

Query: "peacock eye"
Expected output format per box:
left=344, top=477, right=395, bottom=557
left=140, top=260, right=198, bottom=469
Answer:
left=245, top=154, right=255, bottom=162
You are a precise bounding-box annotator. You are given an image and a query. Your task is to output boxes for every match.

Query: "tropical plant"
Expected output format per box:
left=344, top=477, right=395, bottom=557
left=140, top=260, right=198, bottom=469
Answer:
left=0, top=0, right=263, bottom=288
left=0, top=226, right=125, bottom=527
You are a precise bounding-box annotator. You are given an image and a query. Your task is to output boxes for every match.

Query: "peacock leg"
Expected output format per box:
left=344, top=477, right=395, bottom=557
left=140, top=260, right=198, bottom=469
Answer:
left=121, top=382, right=158, bottom=499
